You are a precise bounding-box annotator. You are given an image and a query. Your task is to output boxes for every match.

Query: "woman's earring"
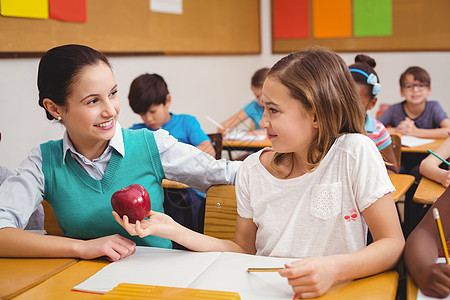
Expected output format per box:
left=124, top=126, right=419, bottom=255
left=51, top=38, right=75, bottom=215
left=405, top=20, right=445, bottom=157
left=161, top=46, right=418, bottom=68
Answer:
left=57, top=116, right=62, bottom=121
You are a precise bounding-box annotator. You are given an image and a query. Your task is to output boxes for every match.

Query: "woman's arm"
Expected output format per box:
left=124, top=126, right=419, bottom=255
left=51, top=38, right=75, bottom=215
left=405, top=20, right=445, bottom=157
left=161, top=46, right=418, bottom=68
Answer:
left=196, top=140, right=216, bottom=157
left=279, top=194, right=404, bottom=299
left=405, top=187, right=450, bottom=298
left=420, top=137, right=450, bottom=187
left=380, top=144, right=399, bottom=174
left=156, top=130, right=241, bottom=192
left=0, top=227, right=136, bottom=261
left=113, top=211, right=257, bottom=254
left=218, top=110, right=248, bottom=136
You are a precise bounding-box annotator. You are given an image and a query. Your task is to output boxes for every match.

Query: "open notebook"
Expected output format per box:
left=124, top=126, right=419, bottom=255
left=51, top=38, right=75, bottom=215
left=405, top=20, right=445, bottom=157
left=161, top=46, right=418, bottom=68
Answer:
left=73, top=246, right=296, bottom=300
left=401, top=135, right=435, bottom=148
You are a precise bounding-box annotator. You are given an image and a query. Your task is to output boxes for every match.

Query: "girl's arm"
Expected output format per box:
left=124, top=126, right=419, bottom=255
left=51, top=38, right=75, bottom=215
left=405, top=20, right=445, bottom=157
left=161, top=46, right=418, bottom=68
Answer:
left=279, top=193, right=404, bottom=299
left=0, top=227, right=136, bottom=261
left=218, top=110, right=248, bottom=136
left=113, top=211, right=257, bottom=254
left=420, top=137, right=450, bottom=187
left=380, top=144, right=399, bottom=174
left=405, top=187, right=450, bottom=298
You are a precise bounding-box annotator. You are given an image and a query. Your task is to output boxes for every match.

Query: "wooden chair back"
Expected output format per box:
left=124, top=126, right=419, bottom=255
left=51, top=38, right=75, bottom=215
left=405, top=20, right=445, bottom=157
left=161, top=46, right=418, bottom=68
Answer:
left=204, top=185, right=237, bottom=241
left=376, top=103, right=390, bottom=119
left=42, top=200, right=63, bottom=236
left=207, top=133, right=223, bottom=159
left=390, top=133, right=402, bottom=171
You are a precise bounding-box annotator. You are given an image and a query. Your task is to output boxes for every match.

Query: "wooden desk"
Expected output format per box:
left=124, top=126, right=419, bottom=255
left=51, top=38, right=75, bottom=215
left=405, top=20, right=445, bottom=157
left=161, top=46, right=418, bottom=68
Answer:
left=222, top=138, right=271, bottom=152
left=0, top=258, right=77, bottom=299
left=389, top=174, right=415, bottom=202
left=407, top=275, right=419, bottom=300
left=413, top=177, right=446, bottom=205
left=162, top=179, right=189, bottom=189
left=13, top=259, right=109, bottom=300
left=401, top=138, right=445, bottom=153
left=11, top=258, right=398, bottom=300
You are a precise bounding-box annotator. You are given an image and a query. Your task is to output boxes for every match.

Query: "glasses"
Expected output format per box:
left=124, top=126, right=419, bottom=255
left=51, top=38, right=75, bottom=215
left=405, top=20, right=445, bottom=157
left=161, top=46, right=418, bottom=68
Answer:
left=402, top=83, right=429, bottom=91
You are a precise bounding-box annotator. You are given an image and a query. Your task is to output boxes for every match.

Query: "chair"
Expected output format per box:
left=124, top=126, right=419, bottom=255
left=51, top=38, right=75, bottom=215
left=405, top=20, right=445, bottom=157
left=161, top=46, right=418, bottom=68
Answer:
left=207, top=133, right=223, bottom=159
left=204, top=185, right=237, bottom=241
left=390, top=132, right=402, bottom=171
left=42, top=200, right=63, bottom=236
left=376, top=103, right=390, bottom=119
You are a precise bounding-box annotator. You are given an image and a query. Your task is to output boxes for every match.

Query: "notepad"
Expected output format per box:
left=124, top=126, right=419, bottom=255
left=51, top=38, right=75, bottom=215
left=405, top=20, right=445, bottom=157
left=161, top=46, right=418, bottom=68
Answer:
left=73, top=247, right=295, bottom=300
left=401, top=135, right=435, bottom=148
left=416, top=258, right=450, bottom=300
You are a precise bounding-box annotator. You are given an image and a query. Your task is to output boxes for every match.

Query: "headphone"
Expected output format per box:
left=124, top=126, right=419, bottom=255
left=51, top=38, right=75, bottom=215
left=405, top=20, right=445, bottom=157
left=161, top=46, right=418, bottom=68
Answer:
left=349, top=68, right=382, bottom=96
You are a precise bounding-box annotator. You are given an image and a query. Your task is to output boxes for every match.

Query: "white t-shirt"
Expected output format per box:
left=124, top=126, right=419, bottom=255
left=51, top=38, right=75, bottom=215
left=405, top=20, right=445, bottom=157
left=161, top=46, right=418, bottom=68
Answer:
left=236, top=133, right=395, bottom=258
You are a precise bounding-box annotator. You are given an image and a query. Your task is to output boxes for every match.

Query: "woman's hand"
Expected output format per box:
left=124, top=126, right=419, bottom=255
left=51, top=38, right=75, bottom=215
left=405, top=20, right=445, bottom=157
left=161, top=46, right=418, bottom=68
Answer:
left=75, top=234, right=136, bottom=262
left=112, top=210, right=180, bottom=240
left=279, top=256, right=340, bottom=299
left=418, top=263, right=450, bottom=298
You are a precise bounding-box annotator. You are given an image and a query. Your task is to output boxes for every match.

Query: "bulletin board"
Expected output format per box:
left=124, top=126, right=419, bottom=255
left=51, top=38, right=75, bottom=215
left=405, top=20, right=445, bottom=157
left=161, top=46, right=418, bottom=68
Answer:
left=272, top=0, right=450, bottom=53
left=0, top=0, right=260, bottom=56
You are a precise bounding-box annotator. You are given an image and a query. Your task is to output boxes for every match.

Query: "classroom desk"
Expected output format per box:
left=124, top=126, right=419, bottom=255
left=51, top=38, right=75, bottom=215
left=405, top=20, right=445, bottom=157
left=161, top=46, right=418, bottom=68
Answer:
left=222, top=138, right=271, bottom=152
left=407, top=275, right=419, bottom=300
left=9, top=258, right=399, bottom=300
left=401, top=138, right=445, bottom=153
left=413, top=176, right=446, bottom=205
left=162, top=179, right=189, bottom=189
left=0, top=258, right=78, bottom=299
left=389, top=174, right=415, bottom=202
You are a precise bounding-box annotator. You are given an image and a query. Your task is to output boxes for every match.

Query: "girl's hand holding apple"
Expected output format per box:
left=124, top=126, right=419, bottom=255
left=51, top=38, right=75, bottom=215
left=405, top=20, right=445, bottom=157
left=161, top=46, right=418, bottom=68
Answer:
left=112, top=210, right=182, bottom=240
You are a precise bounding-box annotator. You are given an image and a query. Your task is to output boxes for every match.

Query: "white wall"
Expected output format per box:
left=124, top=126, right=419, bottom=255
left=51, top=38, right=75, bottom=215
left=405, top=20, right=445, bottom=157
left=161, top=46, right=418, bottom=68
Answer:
left=1, top=0, right=449, bottom=170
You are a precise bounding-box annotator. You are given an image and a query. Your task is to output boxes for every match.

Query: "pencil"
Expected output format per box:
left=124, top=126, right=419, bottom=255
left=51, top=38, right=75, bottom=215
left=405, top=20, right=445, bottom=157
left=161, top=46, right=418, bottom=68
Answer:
left=427, top=149, right=450, bottom=166
left=247, top=267, right=284, bottom=272
left=433, top=208, right=450, bottom=264
left=205, top=115, right=224, bottom=129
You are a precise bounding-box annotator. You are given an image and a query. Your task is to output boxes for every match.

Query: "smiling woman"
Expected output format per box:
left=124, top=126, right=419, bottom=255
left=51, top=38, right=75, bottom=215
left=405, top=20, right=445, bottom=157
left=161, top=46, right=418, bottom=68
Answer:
left=0, top=44, right=241, bottom=261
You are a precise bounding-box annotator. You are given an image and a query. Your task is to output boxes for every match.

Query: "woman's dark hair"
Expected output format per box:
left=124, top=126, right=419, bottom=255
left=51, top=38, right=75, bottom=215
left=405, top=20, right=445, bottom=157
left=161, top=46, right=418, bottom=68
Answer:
left=251, top=68, right=270, bottom=88
left=37, top=44, right=111, bottom=120
left=349, top=54, right=379, bottom=100
left=128, top=73, right=169, bottom=114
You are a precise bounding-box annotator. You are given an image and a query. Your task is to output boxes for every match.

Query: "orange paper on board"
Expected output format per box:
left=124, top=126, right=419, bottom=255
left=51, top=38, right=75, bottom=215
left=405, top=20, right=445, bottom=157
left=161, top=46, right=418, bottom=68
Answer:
left=313, top=0, right=351, bottom=38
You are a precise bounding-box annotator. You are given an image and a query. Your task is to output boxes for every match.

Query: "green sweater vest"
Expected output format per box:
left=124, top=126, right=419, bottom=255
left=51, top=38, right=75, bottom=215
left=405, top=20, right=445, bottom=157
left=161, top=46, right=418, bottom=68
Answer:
left=41, top=128, right=172, bottom=248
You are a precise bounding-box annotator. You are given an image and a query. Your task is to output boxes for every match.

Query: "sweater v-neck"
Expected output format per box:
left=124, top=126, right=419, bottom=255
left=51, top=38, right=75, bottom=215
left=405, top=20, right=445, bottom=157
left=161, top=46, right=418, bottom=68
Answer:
left=65, top=150, right=121, bottom=193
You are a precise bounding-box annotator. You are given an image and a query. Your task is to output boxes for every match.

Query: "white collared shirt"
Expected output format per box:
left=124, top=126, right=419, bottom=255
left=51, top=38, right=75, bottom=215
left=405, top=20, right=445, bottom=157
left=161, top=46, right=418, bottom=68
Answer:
left=0, top=123, right=241, bottom=229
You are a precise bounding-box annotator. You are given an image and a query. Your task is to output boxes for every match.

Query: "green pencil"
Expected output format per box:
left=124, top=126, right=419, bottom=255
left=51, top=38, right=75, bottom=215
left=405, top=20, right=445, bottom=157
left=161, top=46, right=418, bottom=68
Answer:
left=427, top=149, right=450, bottom=166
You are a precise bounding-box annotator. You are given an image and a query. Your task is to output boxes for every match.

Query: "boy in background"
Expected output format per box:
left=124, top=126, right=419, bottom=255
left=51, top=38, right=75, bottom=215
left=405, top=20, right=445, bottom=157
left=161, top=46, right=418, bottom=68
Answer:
left=128, top=74, right=214, bottom=241
left=129, top=73, right=215, bottom=157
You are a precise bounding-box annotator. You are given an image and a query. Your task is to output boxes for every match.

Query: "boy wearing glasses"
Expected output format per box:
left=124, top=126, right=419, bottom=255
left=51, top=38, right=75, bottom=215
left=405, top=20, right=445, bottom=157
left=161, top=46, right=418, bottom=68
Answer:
left=378, top=67, right=450, bottom=235
left=378, top=66, right=450, bottom=139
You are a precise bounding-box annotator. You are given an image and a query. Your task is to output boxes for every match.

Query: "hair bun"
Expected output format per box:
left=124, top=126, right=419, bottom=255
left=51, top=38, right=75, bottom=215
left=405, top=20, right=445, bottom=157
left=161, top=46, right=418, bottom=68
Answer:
left=355, top=54, right=376, bottom=68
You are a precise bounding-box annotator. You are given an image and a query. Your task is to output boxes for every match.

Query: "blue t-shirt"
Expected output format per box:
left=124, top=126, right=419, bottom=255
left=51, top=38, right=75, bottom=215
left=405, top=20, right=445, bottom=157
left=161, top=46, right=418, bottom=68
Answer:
left=130, top=113, right=210, bottom=147
left=378, top=100, right=448, bottom=129
left=243, top=100, right=263, bottom=130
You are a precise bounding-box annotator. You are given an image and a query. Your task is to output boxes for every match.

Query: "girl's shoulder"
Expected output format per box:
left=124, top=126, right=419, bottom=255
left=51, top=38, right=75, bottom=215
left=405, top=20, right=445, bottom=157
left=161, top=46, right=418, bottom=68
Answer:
left=333, top=134, right=376, bottom=154
left=239, top=148, right=274, bottom=174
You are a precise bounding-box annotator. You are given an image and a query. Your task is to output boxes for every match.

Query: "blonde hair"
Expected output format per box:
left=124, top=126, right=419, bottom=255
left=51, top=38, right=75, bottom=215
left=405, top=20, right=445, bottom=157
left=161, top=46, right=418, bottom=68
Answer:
left=268, top=47, right=366, bottom=172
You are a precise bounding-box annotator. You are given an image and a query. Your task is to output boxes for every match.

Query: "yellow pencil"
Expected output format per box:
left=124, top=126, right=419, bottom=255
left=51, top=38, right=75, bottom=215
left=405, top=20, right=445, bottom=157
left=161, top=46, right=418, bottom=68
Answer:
left=433, top=208, right=450, bottom=264
left=247, top=267, right=284, bottom=272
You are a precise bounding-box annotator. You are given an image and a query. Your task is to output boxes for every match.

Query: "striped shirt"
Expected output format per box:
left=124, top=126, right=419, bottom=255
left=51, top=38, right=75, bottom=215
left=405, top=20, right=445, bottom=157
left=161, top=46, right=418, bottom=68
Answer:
left=366, top=113, right=391, bottom=151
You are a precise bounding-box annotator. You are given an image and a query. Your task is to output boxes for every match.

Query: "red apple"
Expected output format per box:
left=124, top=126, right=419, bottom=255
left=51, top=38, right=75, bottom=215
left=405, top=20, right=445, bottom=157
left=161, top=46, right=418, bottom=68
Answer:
left=111, top=184, right=151, bottom=224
